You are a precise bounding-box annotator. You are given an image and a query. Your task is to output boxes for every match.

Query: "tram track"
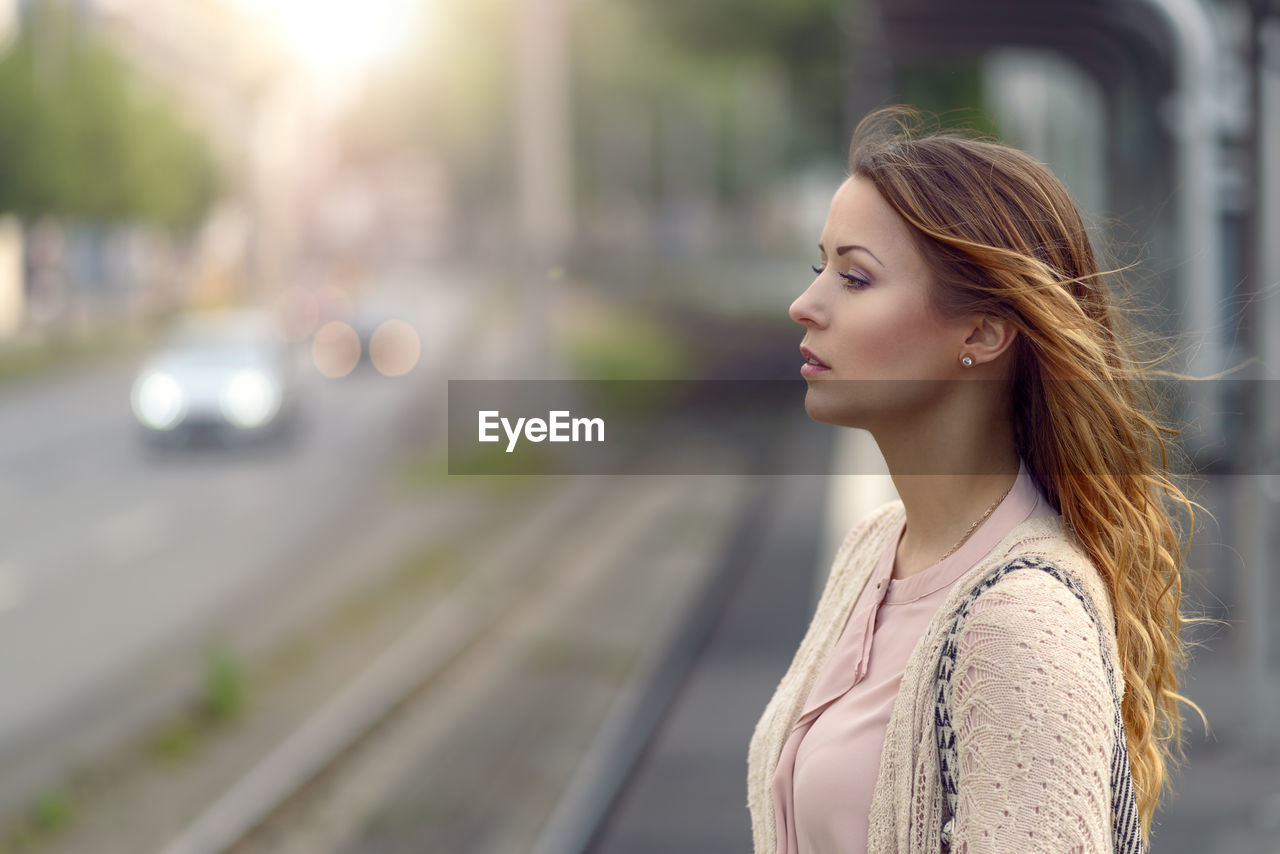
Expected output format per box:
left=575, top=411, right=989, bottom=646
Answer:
left=158, top=474, right=753, bottom=854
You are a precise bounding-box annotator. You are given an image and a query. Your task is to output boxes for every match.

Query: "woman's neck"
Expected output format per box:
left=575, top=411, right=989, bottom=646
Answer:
left=873, top=415, right=1020, bottom=581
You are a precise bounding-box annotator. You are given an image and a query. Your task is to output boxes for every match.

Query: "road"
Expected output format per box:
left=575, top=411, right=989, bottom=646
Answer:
left=0, top=267, right=482, bottom=814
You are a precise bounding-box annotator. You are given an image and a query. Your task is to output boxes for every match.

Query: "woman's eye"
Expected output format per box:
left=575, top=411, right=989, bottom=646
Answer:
left=839, top=272, right=871, bottom=290
left=811, top=264, right=824, bottom=275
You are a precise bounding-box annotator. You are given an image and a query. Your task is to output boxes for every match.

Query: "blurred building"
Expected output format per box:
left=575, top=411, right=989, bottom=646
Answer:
left=86, top=0, right=317, bottom=298
left=0, top=0, right=329, bottom=332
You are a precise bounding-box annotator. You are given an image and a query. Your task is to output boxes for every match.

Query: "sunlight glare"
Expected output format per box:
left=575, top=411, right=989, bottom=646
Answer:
left=253, top=0, right=423, bottom=76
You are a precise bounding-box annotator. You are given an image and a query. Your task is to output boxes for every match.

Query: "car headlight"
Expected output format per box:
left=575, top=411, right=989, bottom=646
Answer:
left=132, top=371, right=186, bottom=430
left=220, top=369, right=281, bottom=429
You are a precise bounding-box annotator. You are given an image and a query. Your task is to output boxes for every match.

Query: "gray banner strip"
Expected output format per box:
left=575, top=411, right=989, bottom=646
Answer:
left=447, top=380, right=1270, bottom=475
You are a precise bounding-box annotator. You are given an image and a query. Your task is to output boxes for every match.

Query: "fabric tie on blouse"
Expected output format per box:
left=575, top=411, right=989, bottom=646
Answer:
left=770, top=464, right=1056, bottom=854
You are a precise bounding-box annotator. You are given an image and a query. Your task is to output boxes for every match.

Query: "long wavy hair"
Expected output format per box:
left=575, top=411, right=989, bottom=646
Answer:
left=848, top=107, right=1198, bottom=839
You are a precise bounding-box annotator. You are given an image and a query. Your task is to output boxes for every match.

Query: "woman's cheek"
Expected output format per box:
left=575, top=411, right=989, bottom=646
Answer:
left=851, top=312, right=926, bottom=376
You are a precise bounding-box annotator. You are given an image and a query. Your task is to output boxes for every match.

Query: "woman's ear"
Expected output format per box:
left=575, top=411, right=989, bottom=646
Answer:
left=962, top=315, right=1017, bottom=365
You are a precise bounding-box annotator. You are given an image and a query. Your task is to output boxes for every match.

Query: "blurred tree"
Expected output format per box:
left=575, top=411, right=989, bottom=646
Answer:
left=629, top=0, right=852, bottom=162
left=334, top=0, right=518, bottom=241
left=896, top=60, right=998, bottom=136
left=334, top=0, right=993, bottom=259
left=632, top=0, right=997, bottom=157
left=342, top=0, right=850, bottom=204
left=0, top=0, right=219, bottom=227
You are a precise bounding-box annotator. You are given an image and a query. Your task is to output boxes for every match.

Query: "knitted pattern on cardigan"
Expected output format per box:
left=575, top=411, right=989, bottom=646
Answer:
left=746, top=501, right=1125, bottom=853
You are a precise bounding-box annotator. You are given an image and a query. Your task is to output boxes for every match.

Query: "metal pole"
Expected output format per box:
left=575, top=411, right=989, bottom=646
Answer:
left=1250, top=11, right=1280, bottom=748
left=0, top=0, right=18, bottom=54
left=515, top=0, right=572, bottom=378
left=1133, top=0, right=1225, bottom=387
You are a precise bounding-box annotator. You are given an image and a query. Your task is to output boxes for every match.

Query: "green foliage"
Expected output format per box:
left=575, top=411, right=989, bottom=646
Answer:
left=621, top=0, right=852, bottom=160
left=343, top=0, right=849, bottom=207
left=628, top=0, right=995, bottom=149
left=896, top=60, right=999, bottom=136
left=634, top=0, right=844, bottom=56
left=146, top=644, right=247, bottom=765
left=0, top=787, right=74, bottom=852
left=0, top=0, right=219, bottom=225
left=561, top=307, right=688, bottom=381
left=0, top=323, right=157, bottom=389
left=149, top=714, right=199, bottom=763
left=202, top=644, right=247, bottom=724
left=29, top=791, right=71, bottom=834
left=445, top=438, right=557, bottom=477
left=335, top=0, right=991, bottom=217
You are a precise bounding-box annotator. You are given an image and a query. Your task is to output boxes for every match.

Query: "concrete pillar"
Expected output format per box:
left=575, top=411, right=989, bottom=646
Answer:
left=1247, top=15, right=1280, bottom=748
left=0, top=216, right=24, bottom=339
left=515, top=0, right=572, bottom=377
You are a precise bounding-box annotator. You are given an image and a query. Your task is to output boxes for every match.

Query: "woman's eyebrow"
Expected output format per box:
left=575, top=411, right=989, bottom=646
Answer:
left=817, top=243, right=886, bottom=268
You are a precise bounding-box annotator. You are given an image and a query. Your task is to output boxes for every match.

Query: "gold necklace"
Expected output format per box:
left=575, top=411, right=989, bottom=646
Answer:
left=935, top=480, right=1015, bottom=564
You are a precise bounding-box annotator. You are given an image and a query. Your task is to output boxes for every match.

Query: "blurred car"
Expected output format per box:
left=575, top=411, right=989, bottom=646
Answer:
left=130, top=309, right=302, bottom=448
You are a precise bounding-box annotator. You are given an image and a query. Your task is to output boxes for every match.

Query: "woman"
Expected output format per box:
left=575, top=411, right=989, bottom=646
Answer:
left=747, top=107, right=1196, bottom=853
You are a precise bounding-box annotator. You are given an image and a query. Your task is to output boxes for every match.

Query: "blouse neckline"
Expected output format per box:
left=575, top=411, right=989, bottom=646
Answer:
left=883, top=462, right=1050, bottom=604
left=794, top=462, right=1052, bottom=724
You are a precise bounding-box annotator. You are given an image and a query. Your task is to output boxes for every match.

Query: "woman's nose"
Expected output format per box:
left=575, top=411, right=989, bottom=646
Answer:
left=789, top=279, right=824, bottom=327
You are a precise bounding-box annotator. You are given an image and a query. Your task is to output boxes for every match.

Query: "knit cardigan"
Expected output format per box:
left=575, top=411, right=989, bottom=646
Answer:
left=747, top=501, right=1124, bottom=853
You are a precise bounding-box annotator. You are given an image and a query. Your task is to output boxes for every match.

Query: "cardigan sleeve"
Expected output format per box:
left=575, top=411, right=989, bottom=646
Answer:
left=949, top=570, right=1115, bottom=853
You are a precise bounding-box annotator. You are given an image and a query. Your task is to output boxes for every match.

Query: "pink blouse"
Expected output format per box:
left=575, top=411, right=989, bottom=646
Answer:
left=770, top=465, right=1057, bottom=853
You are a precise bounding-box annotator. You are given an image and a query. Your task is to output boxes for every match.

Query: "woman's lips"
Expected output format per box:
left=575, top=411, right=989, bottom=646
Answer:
left=800, top=345, right=830, bottom=377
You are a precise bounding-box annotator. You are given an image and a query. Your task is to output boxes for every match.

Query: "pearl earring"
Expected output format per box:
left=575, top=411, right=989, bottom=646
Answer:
left=960, top=355, right=974, bottom=367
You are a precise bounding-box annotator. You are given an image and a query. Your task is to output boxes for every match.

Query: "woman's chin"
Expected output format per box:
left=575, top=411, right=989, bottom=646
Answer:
left=803, top=388, right=865, bottom=429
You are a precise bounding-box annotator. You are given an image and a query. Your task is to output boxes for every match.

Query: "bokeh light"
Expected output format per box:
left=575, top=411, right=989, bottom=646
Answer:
left=311, top=321, right=361, bottom=379
left=368, top=319, right=420, bottom=377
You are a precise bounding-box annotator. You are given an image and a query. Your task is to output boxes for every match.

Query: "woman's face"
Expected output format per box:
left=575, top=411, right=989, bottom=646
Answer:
left=789, top=174, right=974, bottom=429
